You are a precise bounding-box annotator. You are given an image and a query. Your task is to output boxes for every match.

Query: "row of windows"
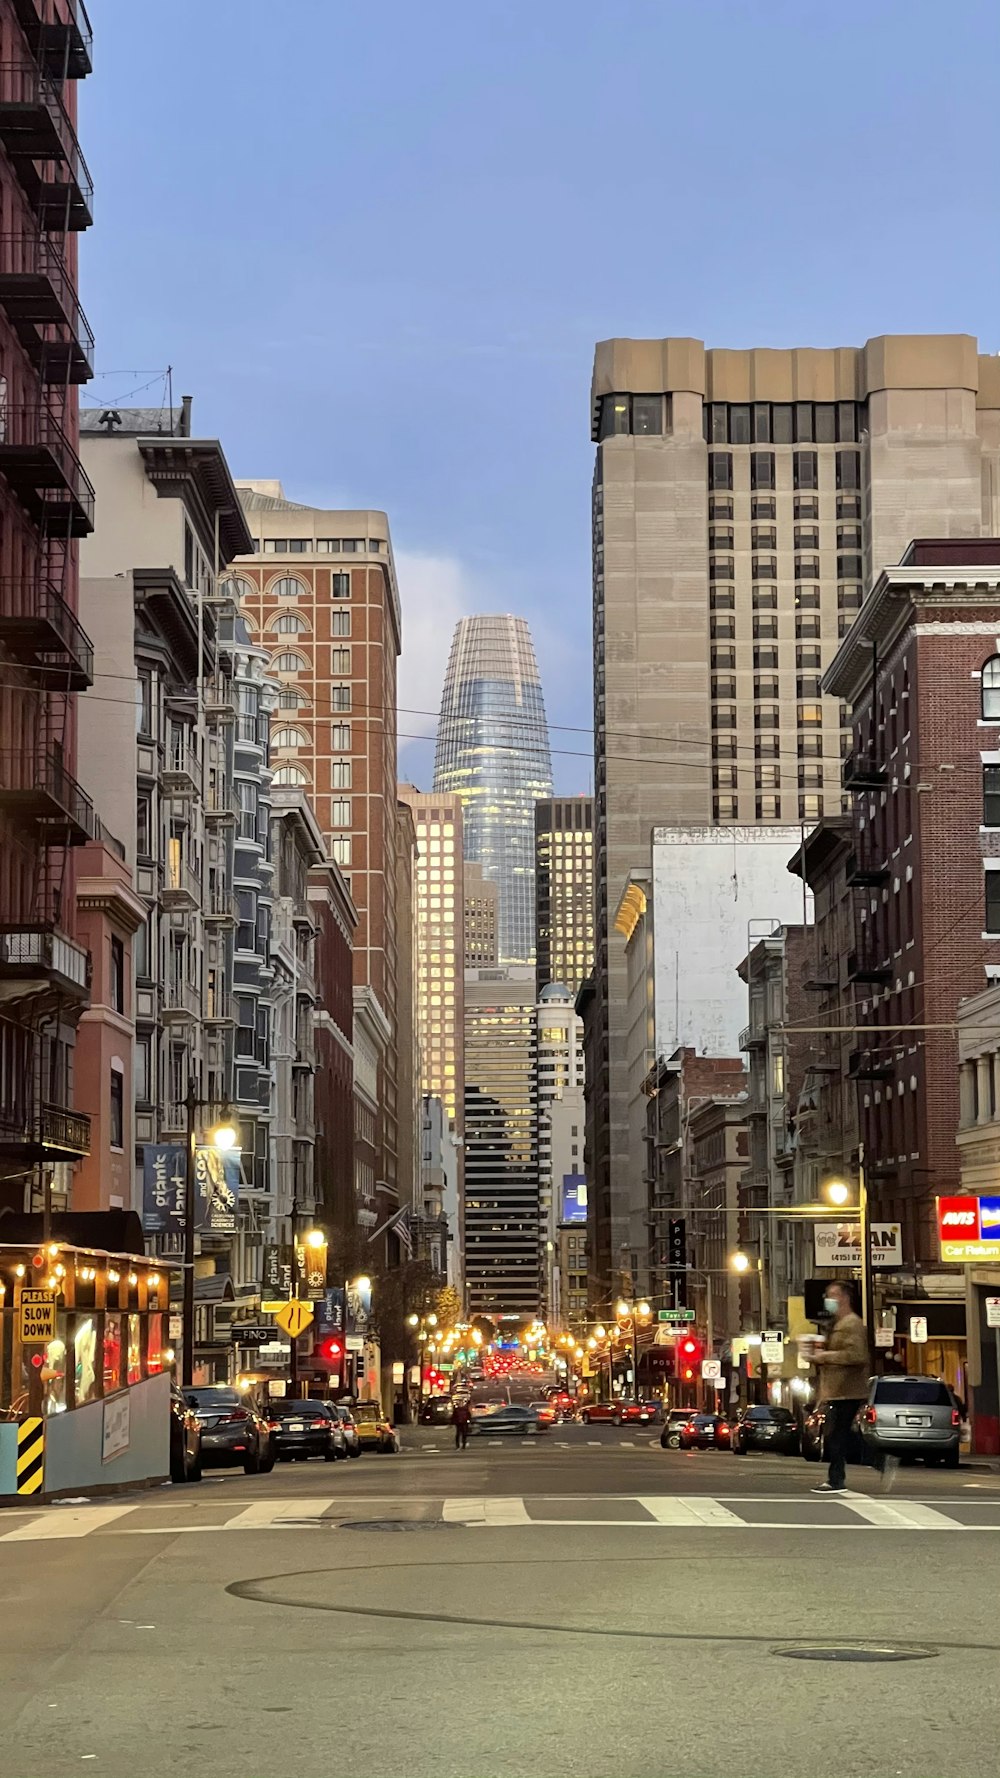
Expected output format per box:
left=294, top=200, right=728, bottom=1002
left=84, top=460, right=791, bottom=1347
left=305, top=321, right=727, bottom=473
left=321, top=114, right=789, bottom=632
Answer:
left=710, top=493, right=862, bottom=524
left=704, top=400, right=862, bottom=445
left=709, top=553, right=863, bottom=580
left=713, top=674, right=823, bottom=698
left=710, top=525, right=861, bottom=550
left=258, top=538, right=381, bottom=554
left=715, top=794, right=826, bottom=821
left=709, top=587, right=861, bottom=611
left=713, top=735, right=832, bottom=761
left=714, top=765, right=826, bottom=790
left=713, top=646, right=823, bottom=669
left=709, top=450, right=861, bottom=491
left=713, top=702, right=827, bottom=729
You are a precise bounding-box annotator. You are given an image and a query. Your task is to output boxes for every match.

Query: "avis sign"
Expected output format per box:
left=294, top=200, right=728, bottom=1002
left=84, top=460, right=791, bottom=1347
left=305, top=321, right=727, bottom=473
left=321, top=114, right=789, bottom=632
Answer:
left=938, top=1195, right=1000, bottom=1262
left=813, top=1222, right=902, bottom=1268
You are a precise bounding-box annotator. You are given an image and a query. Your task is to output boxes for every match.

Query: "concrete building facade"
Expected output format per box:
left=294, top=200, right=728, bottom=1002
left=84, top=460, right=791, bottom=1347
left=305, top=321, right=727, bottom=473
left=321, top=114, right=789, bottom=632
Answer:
left=534, top=795, right=594, bottom=1000
left=464, top=860, right=498, bottom=967
left=464, top=965, right=538, bottom=1316
left=535, top=982, right=585, bottom=1322
left=589, top=331, right=1000, bottom=1305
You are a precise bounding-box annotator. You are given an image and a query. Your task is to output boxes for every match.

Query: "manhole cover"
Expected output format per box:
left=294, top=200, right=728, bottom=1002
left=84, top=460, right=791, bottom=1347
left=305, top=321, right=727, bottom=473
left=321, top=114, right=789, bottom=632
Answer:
left=337, top=1519, right=464, bottom=1533
left=772, top=1642, right=937, bottom=1664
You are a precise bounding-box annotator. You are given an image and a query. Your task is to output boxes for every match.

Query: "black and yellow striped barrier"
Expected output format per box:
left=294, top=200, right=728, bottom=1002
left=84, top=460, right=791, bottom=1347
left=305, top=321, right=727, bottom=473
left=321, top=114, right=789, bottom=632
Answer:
left=16, top=1417, right=44, bottom=1495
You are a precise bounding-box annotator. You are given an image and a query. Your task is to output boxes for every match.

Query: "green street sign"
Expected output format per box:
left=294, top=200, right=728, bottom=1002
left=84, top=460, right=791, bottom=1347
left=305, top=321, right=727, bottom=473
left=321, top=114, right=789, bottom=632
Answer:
left=657, top=1308, right=696, bottom=1323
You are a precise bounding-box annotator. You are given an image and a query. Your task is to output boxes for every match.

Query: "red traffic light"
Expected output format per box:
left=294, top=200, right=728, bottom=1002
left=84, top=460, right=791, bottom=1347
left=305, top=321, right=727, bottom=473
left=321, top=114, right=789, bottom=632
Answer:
left=316, top=1336, right=343, bottom=1364
left=681, top=1336, right=698, bottom=1356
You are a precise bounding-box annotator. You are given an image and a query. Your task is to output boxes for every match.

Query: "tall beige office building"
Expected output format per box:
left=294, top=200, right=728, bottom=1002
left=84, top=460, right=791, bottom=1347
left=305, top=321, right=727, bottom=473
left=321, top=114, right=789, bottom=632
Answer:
left=463, top=861, right=499, bottom=967
left=589, top=332, right=1000, bottom=1297
left=398, top=786, right=465, bottom=1128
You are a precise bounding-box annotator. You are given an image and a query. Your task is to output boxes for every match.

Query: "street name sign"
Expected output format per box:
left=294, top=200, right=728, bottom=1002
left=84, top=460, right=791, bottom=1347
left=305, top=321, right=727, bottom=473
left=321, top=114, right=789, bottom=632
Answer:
left=657, top=1308, right=695, bottom=1323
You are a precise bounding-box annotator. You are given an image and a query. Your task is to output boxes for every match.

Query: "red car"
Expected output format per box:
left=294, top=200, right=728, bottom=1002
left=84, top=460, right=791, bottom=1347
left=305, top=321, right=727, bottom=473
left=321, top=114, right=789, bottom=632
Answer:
left=619, top=1400, right=656, bottom=1425
left=579, top=1401, right=623, bottom=1425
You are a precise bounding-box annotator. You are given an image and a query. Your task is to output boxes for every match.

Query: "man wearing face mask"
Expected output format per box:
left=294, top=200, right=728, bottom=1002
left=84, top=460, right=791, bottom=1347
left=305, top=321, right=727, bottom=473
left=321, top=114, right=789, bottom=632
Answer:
left=810, top=1280, right=870, bottom=1494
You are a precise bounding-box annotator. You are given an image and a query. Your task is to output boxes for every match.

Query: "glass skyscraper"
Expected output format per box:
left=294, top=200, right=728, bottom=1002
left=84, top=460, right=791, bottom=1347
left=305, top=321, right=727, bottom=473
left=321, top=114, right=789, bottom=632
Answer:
left=434, top=615, right=552, bottom=964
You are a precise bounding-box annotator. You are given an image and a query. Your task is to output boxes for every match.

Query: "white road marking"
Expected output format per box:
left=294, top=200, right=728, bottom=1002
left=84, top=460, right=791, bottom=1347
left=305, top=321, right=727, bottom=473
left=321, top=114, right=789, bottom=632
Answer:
left=0, top=1505, right=136, bottom=1541
left=587, top=1441, right=600, bottom=1447
left=225, top=1497, right=333, bottom=1530
left=838, top=1497, right=963, bottom=1530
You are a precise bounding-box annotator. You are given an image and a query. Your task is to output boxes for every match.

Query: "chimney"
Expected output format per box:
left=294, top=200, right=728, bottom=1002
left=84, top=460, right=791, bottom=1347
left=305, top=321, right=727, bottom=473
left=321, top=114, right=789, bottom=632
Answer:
left=179, top=394, right=193, bottom=437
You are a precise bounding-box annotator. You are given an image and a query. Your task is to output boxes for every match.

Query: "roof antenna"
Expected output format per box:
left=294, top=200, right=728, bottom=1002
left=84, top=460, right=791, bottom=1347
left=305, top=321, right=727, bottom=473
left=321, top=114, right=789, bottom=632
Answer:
left=98, top=410, right=122, bottom=432
left=166, top=363, right=174, bottom=435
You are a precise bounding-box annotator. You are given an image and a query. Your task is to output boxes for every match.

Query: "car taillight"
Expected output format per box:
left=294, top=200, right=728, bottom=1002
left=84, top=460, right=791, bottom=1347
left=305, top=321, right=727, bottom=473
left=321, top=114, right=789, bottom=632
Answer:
left=267, top=1420, right=280, bottom=1431
left=863, top=1407, right=877, bottom=1424
left=223, top=1408, right=250, bottom=1424
left=951, top=1408, right=961, bottom=1428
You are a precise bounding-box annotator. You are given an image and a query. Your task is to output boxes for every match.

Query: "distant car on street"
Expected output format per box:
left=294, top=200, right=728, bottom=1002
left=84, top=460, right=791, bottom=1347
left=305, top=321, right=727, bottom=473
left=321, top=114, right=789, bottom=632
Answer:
left=801, top=1403, right=865, bottom=1467
left=352, top=1401, right=400, bottom=1453
left=332, top=1402, right=362, bottom=1457
left=579, top=1401, right=622, bottom=1425
left=170, top=1388, right=203, bottom=1484
left=528, top=1399, right=558, bottom=1425
left=731, top=1405, right=799, bottom=1456
left=471, top=1403, right=546, bottom=1436
left=419, top=1397, right=454, bottom=1425
left=859, top=1375, right=961, bottom=1468
left=470, top=1391, right=511, bottom=1418
left=182, top=1386, right=274, bottom=1474
left=660, top=1407, right=700, bottom=1449
left=677, top=1413, right=730, bottom=1451
left=618, top=1400, right=655, bottom=1425
left=269, top=1398, right=345, bottom=1462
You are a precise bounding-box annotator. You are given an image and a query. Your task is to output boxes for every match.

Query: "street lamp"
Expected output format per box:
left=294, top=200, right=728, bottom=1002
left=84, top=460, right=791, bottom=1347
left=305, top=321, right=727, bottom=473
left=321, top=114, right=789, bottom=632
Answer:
left=821, top=1168, right=872, bottom=1336
left=182, top=1085, right=238, bottom=1388
left=616, top=1298, right=652, bottom=1401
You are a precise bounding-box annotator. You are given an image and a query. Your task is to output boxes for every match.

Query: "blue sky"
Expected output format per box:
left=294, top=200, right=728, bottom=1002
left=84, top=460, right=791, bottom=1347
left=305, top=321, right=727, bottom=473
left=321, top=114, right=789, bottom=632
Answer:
left=83, top=0, right=1000, bottom=791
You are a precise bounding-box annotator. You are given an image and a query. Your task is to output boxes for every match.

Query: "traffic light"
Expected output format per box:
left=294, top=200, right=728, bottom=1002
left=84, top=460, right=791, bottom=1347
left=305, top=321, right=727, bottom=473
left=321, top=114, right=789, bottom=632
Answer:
left=315, top=1335, right=344, bottom=1386
left=676, top=1334, right=703, bottom=1382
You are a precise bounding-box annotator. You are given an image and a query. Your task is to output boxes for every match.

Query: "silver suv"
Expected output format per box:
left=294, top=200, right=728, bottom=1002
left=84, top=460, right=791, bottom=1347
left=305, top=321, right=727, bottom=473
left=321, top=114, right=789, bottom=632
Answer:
left=859, top=1375, right=961, bottom=1468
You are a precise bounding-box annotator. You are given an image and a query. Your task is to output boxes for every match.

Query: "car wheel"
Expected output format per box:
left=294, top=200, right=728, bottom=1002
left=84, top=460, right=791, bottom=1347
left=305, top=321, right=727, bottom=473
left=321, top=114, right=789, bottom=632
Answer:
left=581, top=1411, right=590, bottom=1424
left=243, top=1450, right=261, bottom=1476
left=324, top=1447, right=338, bottom=1461
left=667, top=1432, right=681, bottom=1449
left=659, top=1431, right=670, bottom=1449
left=348, top=1445, right=361, bottom=1458
left=189, top=1455, right=203, bottom=1483
left=944, top=1447, right=960, bottom=1469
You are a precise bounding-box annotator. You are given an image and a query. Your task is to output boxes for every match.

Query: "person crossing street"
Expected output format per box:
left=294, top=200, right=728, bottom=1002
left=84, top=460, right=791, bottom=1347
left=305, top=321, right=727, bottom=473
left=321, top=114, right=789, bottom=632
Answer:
left=810, top=1281, right=870, bottom=1495
left=452, top=1395, right=471, bottom=1450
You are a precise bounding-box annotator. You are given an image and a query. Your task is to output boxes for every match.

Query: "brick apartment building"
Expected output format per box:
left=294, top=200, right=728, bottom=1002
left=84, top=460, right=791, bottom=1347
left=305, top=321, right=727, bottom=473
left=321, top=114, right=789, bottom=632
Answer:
left=826, top=538, right=1000, bottom=1378
left=0, top=0, right=106, bottom=1214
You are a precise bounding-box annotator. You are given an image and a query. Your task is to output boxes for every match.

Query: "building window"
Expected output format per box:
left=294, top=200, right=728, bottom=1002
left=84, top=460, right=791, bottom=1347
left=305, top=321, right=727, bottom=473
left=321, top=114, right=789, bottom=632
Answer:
left=753, top=588, right=777, bottom=611
left=794, top=496, right=819, bottom=521
left=272, top=650, right=308, bottom=673
left=713, top=796, right=738, bottom=821
left=837, top=494, right=862, bottom=520
left=754, top=705, right=779, bottom=730
left=110, top=1066, right=124, bottom=1150
left=709, top=588, right=735, bottom=611
left=836, top=450, right=861, bottom=490
left=755, top=764, right=780, bottom=789
left=332, top=573, right=351, bottom=598
left=711, top=675, right=736, bottom=699
left=756, top=795, right=780, bottom=819
left=793, top=451, right=818, bottom=490
left=631, top=394, right=662, bottom=435
left=797, top=675, right=822, bottom=698
left=278, top=686, right=309, bottom=710
left=269, top=610, right=309, bottom=634
left=711, top=646, right=736, bottom=669
left=987, top=870, right=1000, bottom=934
left=983, top=658, right=1000, bottom=720
left=708, top=452, right=733, bottom=490
left=136, top=669, right=153, bottom=736
left=751, top=526, right=776, bottom=550
left=331, top=760, right=352, bottom=789
left=709, top=558, right=734, bottom=581
left=331, top=723, right=351, bottom=750
left=331, top=798, right=351, bottom=827
left=753, top=616, right=778, bottom=640
left=271, top=575, right=307, bottom=599
left=752, top=556, right=777, bottom=580
left=751, top=496, right=776, bottom=521
left=710, top=615, right=735, bottom=640
left=331, top=684, right=351, bottom=711
left=796, top=646, right=822, bottom=670
left=110, top=936, right=124, bottom=1015
left=838, top=554, right=863, bottom=580
left=796, top=615, right=821, bottom=639
left=331, top=610, right=351, bottom=636
left=985, top=765, right=1000, bottom=826
left=598, top=394, right=630, bottom=438
left=272, top=765, right=308, bottom=787
left=331, top=647, right=351, bottom=673
left=799, top=793, right=822, bottom=821
left=134, top=1036, right=151, bottom=1106
left=708, top=497, right=734, bottom=521
left=709, top=526, right=734, bottom=550
left=712, top=706, right=737, bottom=730
left=754, top=674, right=779, bottom=698
left=332, top=837, right=351, bottom=866
left=271, top=726, right=309, bottom=751
left=136, top=794, right=152, bottom=859
left=750, top=452, right=775, bottom=490
left=797, top=702, right=823, bottom=725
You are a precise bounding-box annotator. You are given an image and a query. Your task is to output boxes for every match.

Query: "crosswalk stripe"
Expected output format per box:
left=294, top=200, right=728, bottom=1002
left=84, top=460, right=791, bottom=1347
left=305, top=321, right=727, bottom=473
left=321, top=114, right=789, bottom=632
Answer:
left=838, top=1497, right=963, bottom=1530
left=0, top=1505, right=136, bottom=1542
left=225, top=1498, right=333, bottom=1530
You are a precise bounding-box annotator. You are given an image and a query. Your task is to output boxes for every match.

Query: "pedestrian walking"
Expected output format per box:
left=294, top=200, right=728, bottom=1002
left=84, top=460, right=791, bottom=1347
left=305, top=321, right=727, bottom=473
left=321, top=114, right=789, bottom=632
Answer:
left=811, top=1280, right=870, bottom=1495
left=452, top=1396, right=471, bottom=1450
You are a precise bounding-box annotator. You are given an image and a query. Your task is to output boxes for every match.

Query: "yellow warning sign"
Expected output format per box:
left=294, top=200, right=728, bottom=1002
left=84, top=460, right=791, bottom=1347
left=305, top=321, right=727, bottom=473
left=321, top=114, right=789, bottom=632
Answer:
left=261, top=1299, right=289, bottom=1314
left=273, top=1299, right=314, bottom=1339
left=17, top=1418, right=44, bottom=1494
left=18, top=1289, right=55, bottom=1343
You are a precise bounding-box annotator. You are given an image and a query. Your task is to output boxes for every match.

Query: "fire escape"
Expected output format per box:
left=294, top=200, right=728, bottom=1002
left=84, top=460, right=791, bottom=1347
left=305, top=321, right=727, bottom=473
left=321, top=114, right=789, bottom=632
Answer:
left=0, top=1, right=96, bottom=1177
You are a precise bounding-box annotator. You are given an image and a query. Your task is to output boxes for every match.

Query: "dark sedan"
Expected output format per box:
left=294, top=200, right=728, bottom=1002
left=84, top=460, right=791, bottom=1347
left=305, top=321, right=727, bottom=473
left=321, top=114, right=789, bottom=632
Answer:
left=470, top=1404, right=547, bottom=1437
left=269, top=1398, right=345, bottom=1462
left=802, top=1403, right=865, bottom=1467
left=732, top=1405, right=799, bottom=1456
left=419, top=1397, right=454, bottom=1425
left=182, top=1387, right=275, bottom=1474
left=678, top=1413, right=731, bottom=1451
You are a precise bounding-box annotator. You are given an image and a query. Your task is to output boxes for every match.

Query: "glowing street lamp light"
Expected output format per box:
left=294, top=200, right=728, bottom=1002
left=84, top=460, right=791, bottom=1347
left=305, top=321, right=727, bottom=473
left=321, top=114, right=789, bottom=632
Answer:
left=730, top=1249, right=751, bottom=1274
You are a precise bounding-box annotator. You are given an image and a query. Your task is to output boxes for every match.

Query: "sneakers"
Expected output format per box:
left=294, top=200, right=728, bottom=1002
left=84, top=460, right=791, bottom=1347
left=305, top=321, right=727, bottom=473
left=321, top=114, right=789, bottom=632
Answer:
left=811, top=1482, right=847, bottom=1494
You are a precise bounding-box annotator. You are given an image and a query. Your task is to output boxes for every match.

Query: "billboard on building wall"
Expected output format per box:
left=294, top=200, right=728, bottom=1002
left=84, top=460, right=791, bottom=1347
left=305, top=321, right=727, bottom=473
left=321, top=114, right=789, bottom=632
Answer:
left=560, top=1174, right=588, bottom=1224
left=141, top=1144, right=240, bottom=1234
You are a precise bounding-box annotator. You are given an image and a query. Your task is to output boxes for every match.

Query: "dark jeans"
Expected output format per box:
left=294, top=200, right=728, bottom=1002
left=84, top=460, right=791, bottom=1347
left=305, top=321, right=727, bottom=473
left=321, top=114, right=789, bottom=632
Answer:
left=826, top=1397, right=864, bottom=1489
left=454, top=1424, right=469, bottom=1449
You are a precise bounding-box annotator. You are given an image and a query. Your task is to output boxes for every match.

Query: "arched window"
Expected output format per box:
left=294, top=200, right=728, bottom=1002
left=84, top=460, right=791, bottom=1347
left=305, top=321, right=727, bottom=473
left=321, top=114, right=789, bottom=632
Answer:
left=271, top=726, right=309, bottom=751
left=269, top=575, right=307, bottom=600
left=983, top=658, right=1000, bottom=720
left=267, top=610, right=310, bottom=634
left=278, top=685, right=311, bottom=710
left=220, top=575, right=256, bottom=603
left=271, top=650, right=308, bottom=674
left=272, top=765, right=309, bottom=787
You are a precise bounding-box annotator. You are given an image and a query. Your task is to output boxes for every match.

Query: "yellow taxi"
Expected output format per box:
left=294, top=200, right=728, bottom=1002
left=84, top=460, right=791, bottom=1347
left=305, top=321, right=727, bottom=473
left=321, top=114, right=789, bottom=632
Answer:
left=351, top=1401, right=399, bottom=1453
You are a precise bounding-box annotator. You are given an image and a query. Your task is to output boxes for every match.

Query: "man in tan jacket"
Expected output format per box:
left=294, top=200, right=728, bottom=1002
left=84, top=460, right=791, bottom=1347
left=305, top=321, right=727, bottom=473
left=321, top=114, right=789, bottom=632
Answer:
left=811, top=1281, right=870, bottom=1493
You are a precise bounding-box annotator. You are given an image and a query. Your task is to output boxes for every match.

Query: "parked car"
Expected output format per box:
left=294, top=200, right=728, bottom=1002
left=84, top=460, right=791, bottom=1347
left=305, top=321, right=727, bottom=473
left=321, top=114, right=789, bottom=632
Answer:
left=269, top=1398, right=345, bottom=1462
left=639, top=1399, right=664, bottom=1424
left=678, top=1413, right=730, bottom=1451
left=470, top=1391, right=511, bottom=1418
left=580, top=1401, right=622, bottom=1425
left=419, top=1397, right=455, bottom=1425
left=859, top=1375, right=961, bottom=1468
left=182, top=1386, right=275, bottom=1474
left=800, top=1403, right=867, bottom=1466
left=528, top=1399, right=558, bottom=1426
left=660, top=1407, right=701, bottom=1449
left=170, top=1388, right=203, bottom=1483
left=471, top=1403, right=546, bottom=1436
left=352, top=1401, right=400, bottom=1452
left=731, top=1404, right=800, bottom=1456
left=332, top=1402, right=362, bottom=1457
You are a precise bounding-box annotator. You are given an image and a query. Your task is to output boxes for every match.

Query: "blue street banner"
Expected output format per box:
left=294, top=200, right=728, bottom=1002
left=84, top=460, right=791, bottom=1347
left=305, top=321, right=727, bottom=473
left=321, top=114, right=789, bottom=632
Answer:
left=346, top=1277, right=371, bottom=1335
left=560, top=1173, right=588, bottom=1225
left=315, top=1288, right=345, bottom=1338
left=142, top=1144, right=186, bottom=1233
left=141, top=1144, right=241, bottom=1234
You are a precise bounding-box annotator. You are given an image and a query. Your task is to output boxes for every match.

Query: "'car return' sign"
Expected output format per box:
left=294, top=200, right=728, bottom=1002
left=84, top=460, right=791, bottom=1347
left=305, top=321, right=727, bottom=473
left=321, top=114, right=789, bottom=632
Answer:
left=937, top=1195, right=1000, bottom=1262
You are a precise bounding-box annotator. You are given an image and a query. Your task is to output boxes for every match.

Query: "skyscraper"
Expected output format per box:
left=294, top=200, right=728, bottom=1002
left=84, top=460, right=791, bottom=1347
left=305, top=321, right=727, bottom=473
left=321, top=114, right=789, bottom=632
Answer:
left=534, top=796, right=594, bottom=1000
left=589, top=332, right=1000, bottom=1300
left=434, top=615, right=552, bottom=965
left=464, top=965, right=539, bottom=1316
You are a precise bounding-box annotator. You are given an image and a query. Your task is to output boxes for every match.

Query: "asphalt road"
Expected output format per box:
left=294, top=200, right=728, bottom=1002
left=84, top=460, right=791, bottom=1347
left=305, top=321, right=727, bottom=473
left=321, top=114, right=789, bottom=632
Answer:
left=3, top=1423, right=998, bottom=1778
